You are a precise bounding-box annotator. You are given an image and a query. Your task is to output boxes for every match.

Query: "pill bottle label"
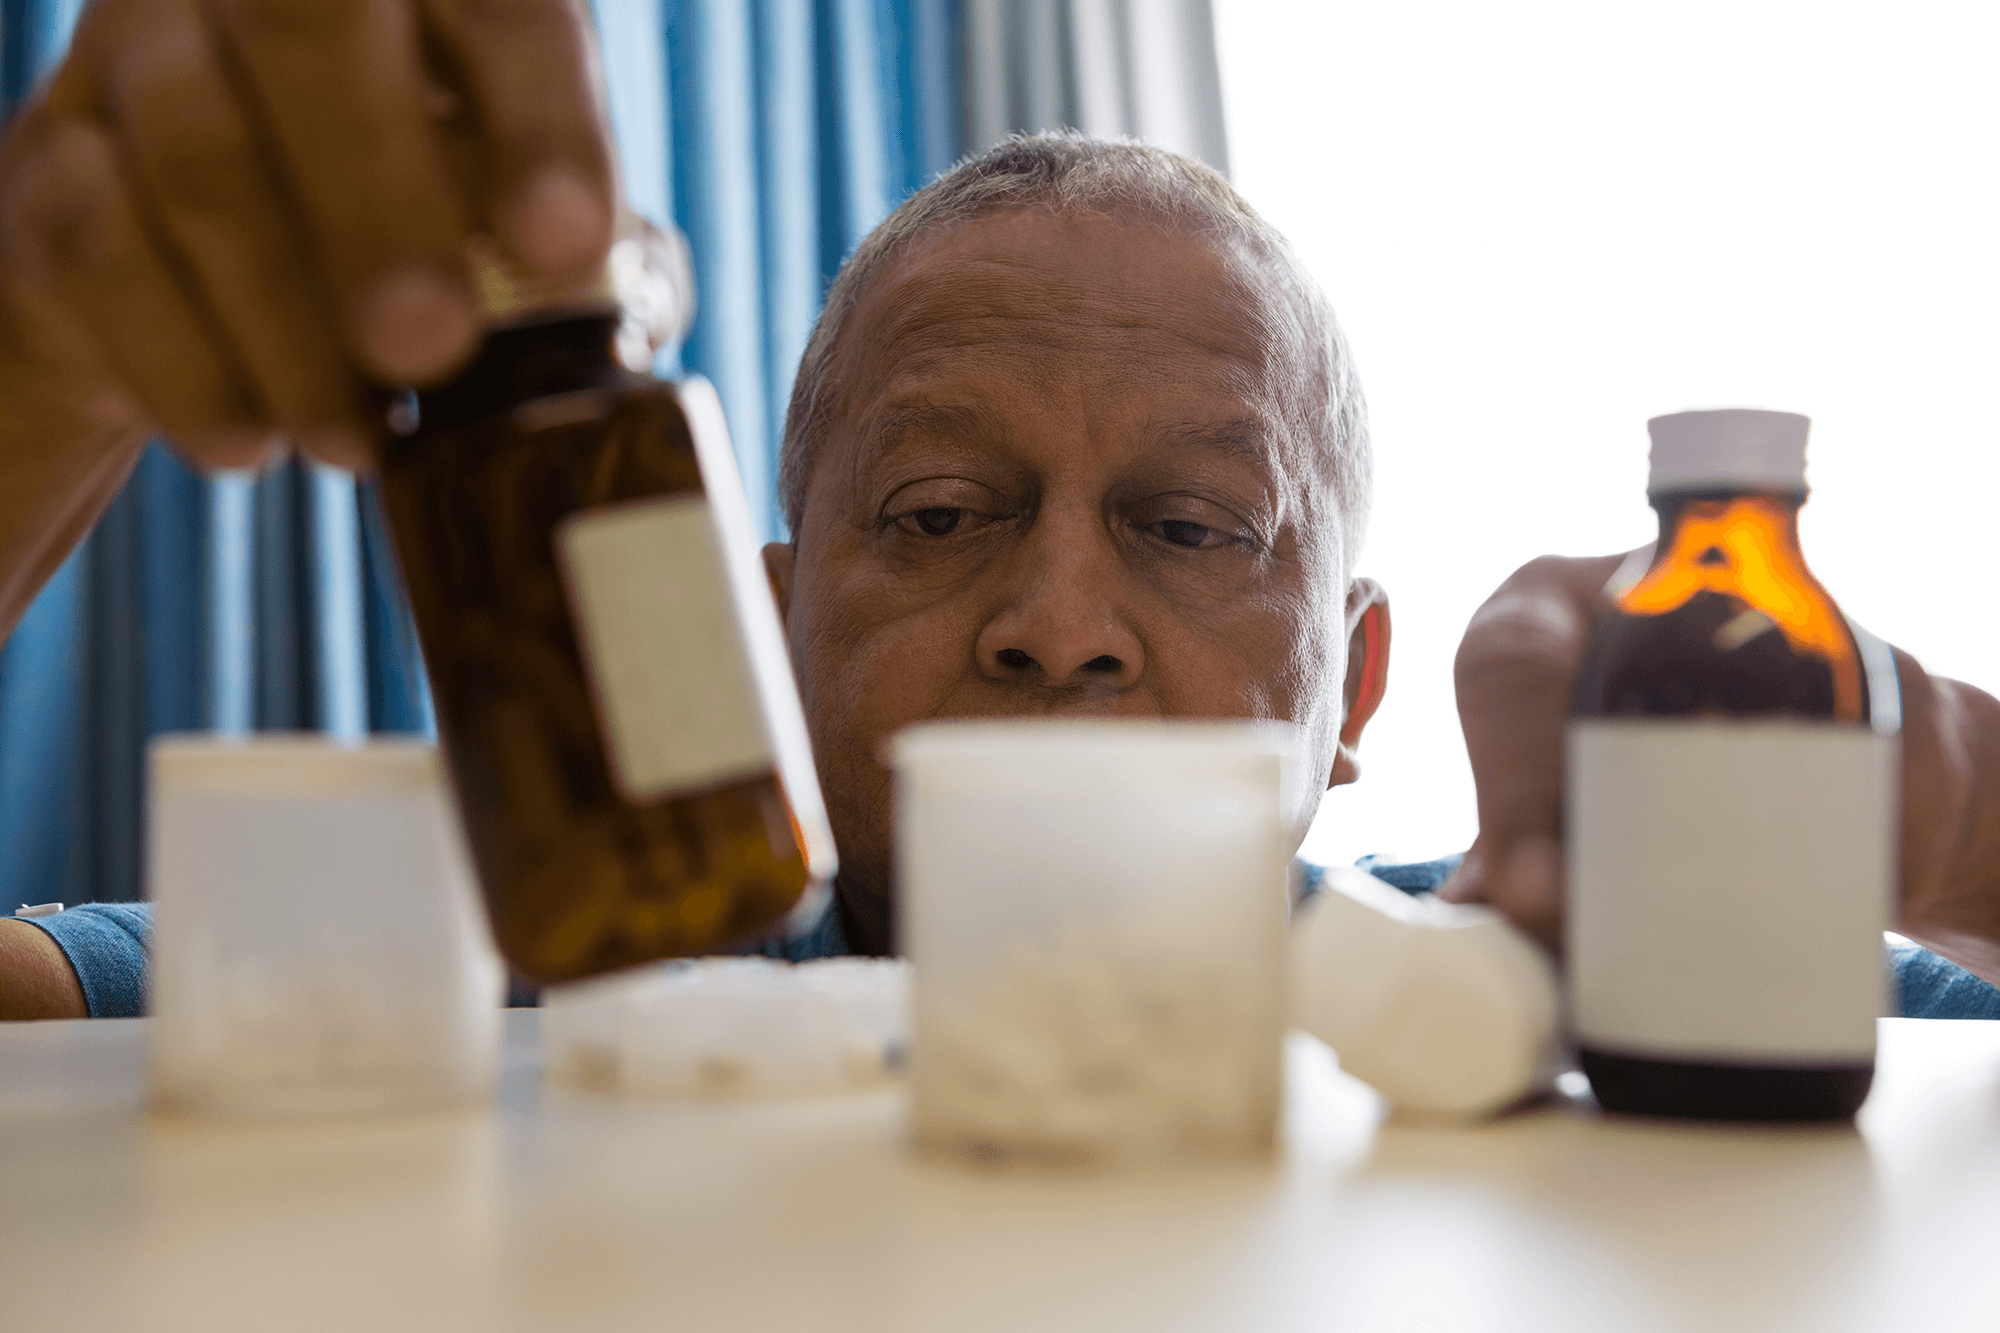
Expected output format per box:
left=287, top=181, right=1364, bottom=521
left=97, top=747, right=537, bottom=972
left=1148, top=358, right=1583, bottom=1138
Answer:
left=1567, top=719, right=1894, bottom=1064
left=557, top=494, right=773, bottom=801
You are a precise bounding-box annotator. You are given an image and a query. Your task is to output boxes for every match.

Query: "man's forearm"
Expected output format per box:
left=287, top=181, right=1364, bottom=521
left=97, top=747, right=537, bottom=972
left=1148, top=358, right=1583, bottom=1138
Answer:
left=0, top=919, right=88, bottom=1020
left=1898, top=669, right=2000, bottom=988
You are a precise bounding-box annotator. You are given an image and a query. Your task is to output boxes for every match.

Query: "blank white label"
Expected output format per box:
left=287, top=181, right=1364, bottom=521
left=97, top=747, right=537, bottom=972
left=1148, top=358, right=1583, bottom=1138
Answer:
left=557, top=495, right=772, bottom=801
left=1567, top=719, right=1894, bottom=1064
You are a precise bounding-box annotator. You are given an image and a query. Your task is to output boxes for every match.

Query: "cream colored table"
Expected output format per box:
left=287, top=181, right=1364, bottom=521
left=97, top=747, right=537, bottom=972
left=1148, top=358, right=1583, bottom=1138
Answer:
left=3, top=1014, right=1996, bottom=1332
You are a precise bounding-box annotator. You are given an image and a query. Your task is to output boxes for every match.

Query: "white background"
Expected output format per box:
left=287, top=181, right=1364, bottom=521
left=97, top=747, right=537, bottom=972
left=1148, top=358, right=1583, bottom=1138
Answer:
left=1215, top=0, right=2000, bottom=868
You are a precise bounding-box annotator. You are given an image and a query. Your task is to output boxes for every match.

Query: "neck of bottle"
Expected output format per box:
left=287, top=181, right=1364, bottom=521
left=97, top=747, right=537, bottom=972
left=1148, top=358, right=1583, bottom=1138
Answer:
left=394, top=312, right=629, bottom=442
left=1647, top=489, right=1807, bottom=563
left=1614, top=484, right=1864, bottom=723
left=1629, top=488, right=1822, bottom=619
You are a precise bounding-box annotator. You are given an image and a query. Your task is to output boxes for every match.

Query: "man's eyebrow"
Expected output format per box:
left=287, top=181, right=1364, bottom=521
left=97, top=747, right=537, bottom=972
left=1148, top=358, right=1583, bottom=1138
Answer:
left=874, top=403, right=995, bottom=447
left=1155, top=418, right=1273, bottom=463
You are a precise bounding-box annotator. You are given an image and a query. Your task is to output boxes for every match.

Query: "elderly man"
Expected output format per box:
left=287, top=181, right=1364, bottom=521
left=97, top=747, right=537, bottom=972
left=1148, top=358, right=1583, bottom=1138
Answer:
left=3, top=0, right=1999, bottom=1021
left=759, top=135, right=1377, bottom=955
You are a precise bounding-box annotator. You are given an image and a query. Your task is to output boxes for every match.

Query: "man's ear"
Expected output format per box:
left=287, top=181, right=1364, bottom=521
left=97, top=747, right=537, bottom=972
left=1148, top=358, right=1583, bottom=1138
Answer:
left=761, top=541, right=796, bottom=626
left=1329, top=578, right=1390, bottom=789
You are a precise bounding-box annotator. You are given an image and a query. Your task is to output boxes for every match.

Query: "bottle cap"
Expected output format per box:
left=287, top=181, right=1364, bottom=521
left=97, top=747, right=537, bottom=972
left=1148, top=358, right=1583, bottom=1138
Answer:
left=1647, top=408, right=1810, bottom=495
left=464, top=208, right=695, bottom=371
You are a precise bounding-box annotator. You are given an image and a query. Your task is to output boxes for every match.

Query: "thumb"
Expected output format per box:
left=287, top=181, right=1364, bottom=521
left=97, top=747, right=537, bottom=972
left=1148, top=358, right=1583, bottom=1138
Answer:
left=1443, top=553, right=1627, bottom=953
left=1441, top=834, right=1565, bottom=954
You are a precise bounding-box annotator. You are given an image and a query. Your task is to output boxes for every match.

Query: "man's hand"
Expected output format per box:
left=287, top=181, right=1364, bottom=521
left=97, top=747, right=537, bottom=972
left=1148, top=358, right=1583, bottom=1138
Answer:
left=1435, top=554, right=1620, bottom=952
left=0, top=0, right=619, bottom=640
left=1441, top=552, right=2000, bottom=990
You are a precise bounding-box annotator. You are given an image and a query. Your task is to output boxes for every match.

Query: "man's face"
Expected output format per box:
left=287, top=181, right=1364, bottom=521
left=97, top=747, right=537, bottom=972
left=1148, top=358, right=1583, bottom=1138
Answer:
left=769, top=208, right=1355, bottom=928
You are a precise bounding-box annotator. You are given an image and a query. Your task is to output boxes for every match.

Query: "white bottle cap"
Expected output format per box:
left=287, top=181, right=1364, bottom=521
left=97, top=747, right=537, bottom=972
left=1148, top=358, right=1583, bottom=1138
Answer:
left=1647, top=408, right=1810, bottom=495
left=1290, top=866, right=1559, bottom=1119
left=544, top=956, right=911, bottom=1098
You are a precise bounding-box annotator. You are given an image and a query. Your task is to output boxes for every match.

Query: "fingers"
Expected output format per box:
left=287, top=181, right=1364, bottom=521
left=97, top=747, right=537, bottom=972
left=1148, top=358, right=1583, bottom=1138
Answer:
left=203, top=0, right=479, bottom=385
left=1454, top=555, right=1609, bottom=837
left=418, top=0, right=617, bottom=277
left=92, top=0, right=372, bottom=463
left=1445, top=553, right=1626, bottom=949
left=0, top=104, right=267, bottom=454
left=2, top=0, right=622, bottom=478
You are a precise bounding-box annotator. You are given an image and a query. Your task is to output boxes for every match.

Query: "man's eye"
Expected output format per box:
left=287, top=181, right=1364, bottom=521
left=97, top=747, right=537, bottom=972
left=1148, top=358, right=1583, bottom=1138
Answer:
left=909, top=507, right=964, bottom=537
left=883, top=481, right=1007, bottom=541
left=1158, top=519, right=1229, bottom=548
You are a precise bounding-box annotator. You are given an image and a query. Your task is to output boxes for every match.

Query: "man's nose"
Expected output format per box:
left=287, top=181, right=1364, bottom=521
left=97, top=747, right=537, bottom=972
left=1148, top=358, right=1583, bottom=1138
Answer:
left=974, top=518, right=1145, bottom=690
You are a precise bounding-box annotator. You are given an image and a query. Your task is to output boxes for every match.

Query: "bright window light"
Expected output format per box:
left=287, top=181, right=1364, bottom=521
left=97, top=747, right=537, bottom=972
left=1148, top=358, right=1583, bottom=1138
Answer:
left=1216, top=1, right=2000, bottom=868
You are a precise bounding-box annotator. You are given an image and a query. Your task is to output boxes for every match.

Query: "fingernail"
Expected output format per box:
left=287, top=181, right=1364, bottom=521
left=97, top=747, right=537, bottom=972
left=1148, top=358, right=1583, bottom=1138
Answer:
left=296, top=425, right=378, bottom=474
left=183, top=426, right=281, bottom=473
left=504, top=164, right=611, bottom=274
left=358, top=265, right=477, bottom=384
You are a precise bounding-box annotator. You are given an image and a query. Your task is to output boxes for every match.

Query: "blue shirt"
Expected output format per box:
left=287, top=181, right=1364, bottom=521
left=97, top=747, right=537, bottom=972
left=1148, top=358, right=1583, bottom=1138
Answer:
left=24, top=857, right=2000, bottom=1020
left=18, top=903, right=152, bottom=1018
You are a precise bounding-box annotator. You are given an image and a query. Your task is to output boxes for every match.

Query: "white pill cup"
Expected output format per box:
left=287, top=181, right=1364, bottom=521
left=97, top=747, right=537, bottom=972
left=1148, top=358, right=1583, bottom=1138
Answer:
left=894, top=720, right=1299, bottom=1164
left=148, top=735, right=504, bottom=1117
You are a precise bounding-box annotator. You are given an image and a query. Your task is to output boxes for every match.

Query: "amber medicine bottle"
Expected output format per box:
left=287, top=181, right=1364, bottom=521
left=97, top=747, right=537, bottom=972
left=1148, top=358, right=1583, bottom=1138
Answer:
left=376, top=268, right=834, bottom=984
left=1567, top=409, right=1898, bottom=1121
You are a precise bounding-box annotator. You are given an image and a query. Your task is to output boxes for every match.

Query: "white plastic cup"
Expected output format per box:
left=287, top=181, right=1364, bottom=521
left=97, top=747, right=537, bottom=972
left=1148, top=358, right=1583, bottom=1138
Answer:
left=148, top=735, right=504, bottom=1117
left=894, top=720, right=1297, bottom=1164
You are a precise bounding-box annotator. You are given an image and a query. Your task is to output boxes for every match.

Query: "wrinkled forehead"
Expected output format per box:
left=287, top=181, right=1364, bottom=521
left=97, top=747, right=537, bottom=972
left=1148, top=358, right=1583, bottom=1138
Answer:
left=796, top=206, right=1344, bottom=556
left=830, top=207, right=1329, bottom=441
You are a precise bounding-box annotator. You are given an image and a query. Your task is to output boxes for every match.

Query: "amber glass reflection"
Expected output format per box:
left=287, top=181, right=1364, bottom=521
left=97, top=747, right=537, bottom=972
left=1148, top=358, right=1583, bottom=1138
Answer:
left=378, top=315, right=810, bottom=983
left=1574, top=493, right=1870, bottom=725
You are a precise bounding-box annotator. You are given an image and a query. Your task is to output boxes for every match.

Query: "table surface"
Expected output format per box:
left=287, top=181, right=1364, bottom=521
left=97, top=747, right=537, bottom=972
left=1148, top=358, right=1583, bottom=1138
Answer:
left=2, top=1014, right=1996, bottom=1333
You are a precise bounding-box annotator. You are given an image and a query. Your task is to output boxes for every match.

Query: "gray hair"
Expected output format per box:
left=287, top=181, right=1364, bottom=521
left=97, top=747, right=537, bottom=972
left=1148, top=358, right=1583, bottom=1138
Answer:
left=777, top=131, right=1372, bottom=566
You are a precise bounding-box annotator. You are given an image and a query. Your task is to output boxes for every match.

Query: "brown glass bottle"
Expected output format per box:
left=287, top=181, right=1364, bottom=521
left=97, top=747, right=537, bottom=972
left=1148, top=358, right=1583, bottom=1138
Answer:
left=377, top=314, right=834, bottom=984
left=1567, top=411, right=1898, bottom=1122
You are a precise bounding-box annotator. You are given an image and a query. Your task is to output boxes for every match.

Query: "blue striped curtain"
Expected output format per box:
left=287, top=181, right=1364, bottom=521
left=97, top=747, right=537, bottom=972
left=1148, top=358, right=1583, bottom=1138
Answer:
left=0, top=0, right=965, bottom=907
left=650, top=0, right=962, bottom=540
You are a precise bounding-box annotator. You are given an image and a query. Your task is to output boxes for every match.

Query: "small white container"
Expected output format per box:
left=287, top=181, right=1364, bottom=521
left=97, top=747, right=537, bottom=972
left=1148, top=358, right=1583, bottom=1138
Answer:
left=895, top=721, right=1296, bottom=1164
left=148, top=735, right=504, bottom=1117
left=543, top=955, right=909, bottom=1097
